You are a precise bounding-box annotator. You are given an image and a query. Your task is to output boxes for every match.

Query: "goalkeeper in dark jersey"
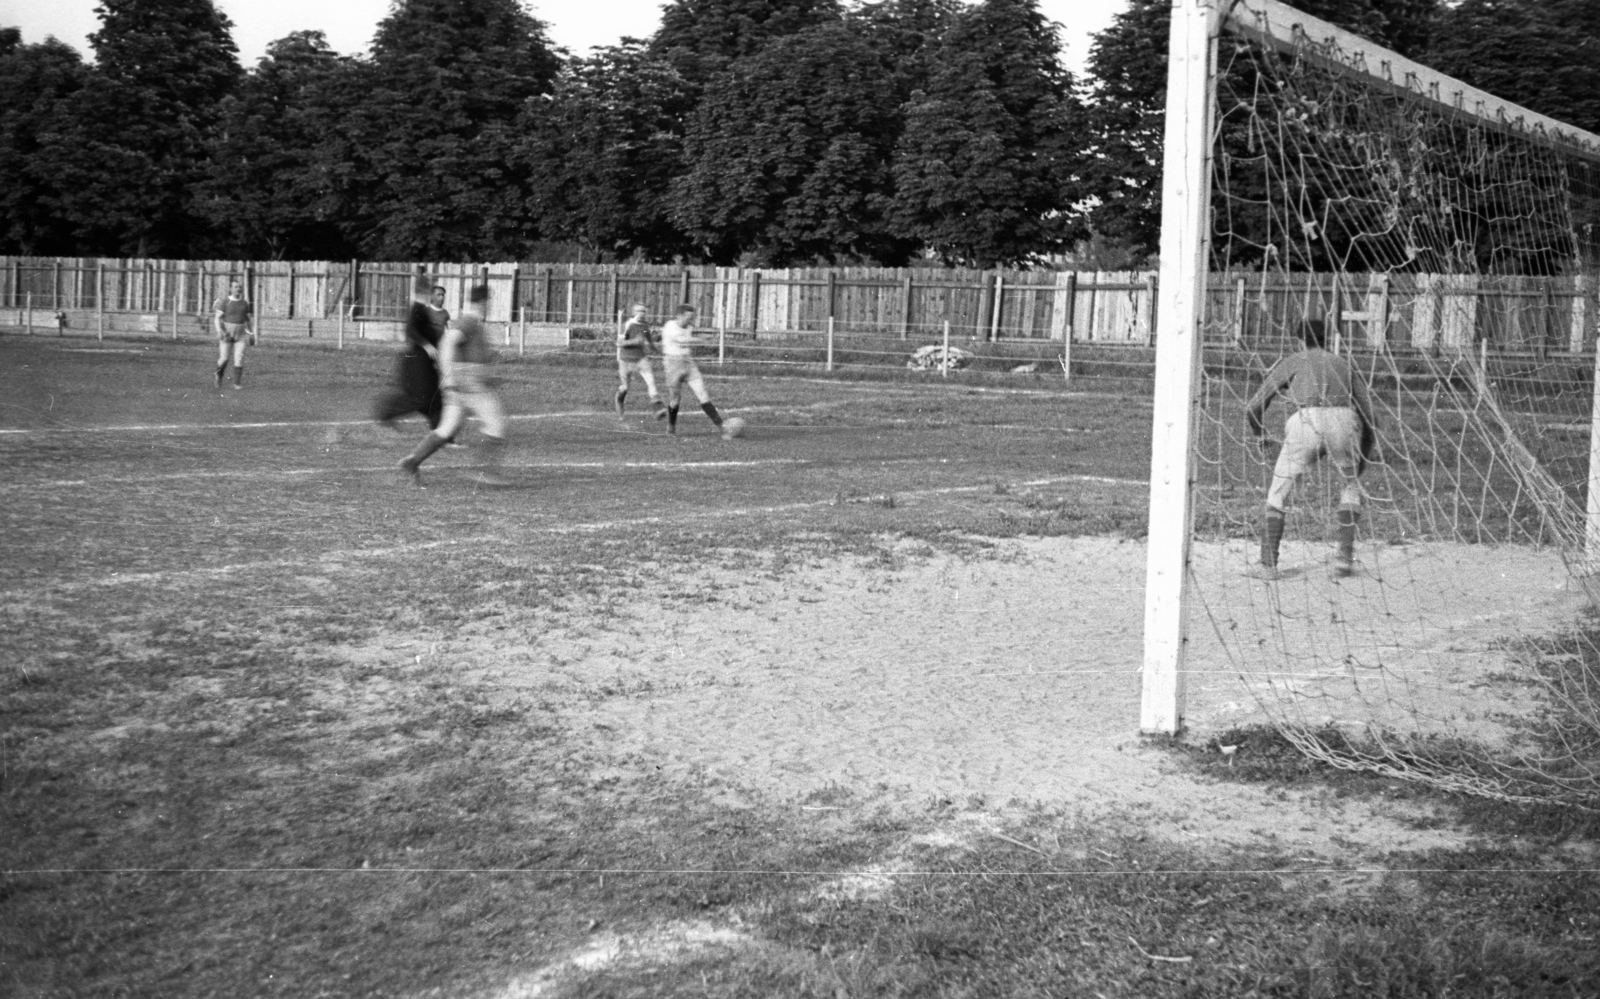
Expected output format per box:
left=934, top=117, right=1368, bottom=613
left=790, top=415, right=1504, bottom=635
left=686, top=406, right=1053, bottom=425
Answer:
left=399, top=284, right=508, bottom=487
left=1244, top=320, right=1379, bottom=578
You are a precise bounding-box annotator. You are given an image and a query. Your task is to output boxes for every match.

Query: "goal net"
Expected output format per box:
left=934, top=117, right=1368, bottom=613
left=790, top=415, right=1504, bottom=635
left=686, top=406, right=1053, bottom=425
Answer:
left=1144, top=0, right=1600, bottom=809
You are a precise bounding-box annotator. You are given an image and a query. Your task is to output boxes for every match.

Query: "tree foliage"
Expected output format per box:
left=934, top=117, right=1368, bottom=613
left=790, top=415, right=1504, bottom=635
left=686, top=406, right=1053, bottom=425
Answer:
left=671, top=23, right=908, bottom=264
left=0, top=30, right=91, bottom=255
left=197, top=32, right=358, bottom=259
left=517, top=43, right=696, bottom=261
left=887, top=0, right=1083, bottom=265
left=31, top=0, right=241, bottom=255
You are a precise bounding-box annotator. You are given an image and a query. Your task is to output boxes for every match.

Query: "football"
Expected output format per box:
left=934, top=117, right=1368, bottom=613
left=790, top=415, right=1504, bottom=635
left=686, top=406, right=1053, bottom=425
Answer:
left=722, top=416, right=747, bottom=439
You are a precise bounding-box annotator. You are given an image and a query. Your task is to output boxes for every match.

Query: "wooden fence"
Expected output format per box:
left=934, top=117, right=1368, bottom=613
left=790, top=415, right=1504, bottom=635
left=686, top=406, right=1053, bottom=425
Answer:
left=1, top=257, right=1594, bottom=352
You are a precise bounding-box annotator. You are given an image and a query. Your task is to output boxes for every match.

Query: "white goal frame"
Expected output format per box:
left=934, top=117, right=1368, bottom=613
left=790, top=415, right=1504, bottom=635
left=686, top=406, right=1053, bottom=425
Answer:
left=1140, top=0, right=1600, bottom=735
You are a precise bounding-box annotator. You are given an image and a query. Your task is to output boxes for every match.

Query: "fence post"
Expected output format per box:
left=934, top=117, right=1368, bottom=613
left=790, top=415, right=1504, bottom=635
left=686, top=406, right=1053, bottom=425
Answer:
left=508, top=266, right=520, bottom=346
left=25, top=291, right=32, bottom=335
left=750, top=271, right=761, bottom=334
left=610, top=267, right=620, bottom=323
left=53, top=260, right=61, bottom=313
left=1063, top=271, right=1077, bottom=384
left=172, top=271, right=179, bottom=340
left=97, top=262, right=104, bottom=340
left=826, top=315, right=835, bottom=372
left=942, top=319, right=950, bottom=377
left=350, top=259, right=360, bottom=321
left=565, top=276, right=575, bottom=326
left=543, top=267, right=554, bottom=323
left=826, top=271, right=837, bottom=323
left=519, top=306, right=526, bottom=356
left=287, top=259, right=296, bottom=320
left=338, top=297, right=344, bottom=349
left=680, top=269, right=691, bottom=308
left=719, top=316, right=726, bottom=366
left=989, top=273, right=1004, bottom=341
left=901, top=272, right=913, bottom=339
left=10, top=259, right=17, bottom=308
left=246, top=264, right=256, bottom=341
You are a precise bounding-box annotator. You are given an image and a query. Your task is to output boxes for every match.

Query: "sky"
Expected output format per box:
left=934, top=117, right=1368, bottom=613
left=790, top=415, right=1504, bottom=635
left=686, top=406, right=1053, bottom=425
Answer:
left=0, top=0, right=1128, bottom=75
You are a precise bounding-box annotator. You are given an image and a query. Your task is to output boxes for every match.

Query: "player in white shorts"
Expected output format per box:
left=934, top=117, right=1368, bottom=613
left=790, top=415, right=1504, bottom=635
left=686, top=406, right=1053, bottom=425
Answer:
left=1245, top=320, right=1378, bottom=578
left=398, top=284, right=508, bottom=486
left=212, top=279, right=255, bottom=390
left=615, top=303, right=666, bottom=420
left=658, top=304, right=735, bottom=439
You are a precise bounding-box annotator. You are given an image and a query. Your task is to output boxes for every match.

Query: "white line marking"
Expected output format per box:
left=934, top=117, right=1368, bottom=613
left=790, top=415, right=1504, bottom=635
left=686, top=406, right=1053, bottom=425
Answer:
left=0, top=410, right=600, bottom=435
left=21, top=458, right=809, bottom=488
left=6, top=474, right=1145, bottom=593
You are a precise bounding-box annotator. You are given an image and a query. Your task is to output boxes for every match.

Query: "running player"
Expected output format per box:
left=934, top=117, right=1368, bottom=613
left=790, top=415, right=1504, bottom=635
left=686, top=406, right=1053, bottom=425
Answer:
left=615, top=303, right=666, bottom=420
left=658, top=304, right=734, bottom=439
left=1245, top=320, right=1378, bottom=578
left=399, top=284, right=508, bottom=487
left=212, top=279, right=255, bottom=390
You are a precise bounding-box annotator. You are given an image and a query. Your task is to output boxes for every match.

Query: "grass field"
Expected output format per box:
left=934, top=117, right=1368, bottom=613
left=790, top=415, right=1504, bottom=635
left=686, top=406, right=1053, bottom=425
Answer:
left=3, top=333, right=1598, bottom=998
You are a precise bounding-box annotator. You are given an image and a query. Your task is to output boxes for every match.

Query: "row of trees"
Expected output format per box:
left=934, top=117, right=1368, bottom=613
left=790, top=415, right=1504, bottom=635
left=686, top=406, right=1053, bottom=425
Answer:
left=2, top=0, right=1596, bottom=266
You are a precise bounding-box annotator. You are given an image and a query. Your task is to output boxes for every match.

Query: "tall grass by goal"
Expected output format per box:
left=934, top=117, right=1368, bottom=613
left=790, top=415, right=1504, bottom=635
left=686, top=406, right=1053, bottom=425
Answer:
left=1142, top=0, right=1600, bottom=809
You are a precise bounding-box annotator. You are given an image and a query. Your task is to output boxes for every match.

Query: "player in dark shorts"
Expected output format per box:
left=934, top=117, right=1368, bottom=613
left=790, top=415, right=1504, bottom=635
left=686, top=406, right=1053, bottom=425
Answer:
left=615, top=303, right=666, bottom=420
left=375, top=279, right=447, bottom=431
left=212, top=279, right=255, bottom=390
left=399, top=284, right=508, bottom=486
left=1245, top=320, right=1379, bottom=578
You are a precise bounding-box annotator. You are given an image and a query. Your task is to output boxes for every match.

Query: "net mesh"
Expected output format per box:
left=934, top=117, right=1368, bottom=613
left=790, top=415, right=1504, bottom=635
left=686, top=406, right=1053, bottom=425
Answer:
left=1189, top=1, right=1600, bottom=808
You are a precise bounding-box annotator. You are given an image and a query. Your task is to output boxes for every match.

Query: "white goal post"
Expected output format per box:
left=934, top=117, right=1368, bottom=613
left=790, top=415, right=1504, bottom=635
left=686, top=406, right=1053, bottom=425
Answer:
left=1140, top=0, right=1600, bottom=736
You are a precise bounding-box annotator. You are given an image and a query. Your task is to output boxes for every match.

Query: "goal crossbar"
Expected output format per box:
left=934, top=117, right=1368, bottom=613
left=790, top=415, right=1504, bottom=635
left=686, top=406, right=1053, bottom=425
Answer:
left=1224, top=0, right=1600, bottom=163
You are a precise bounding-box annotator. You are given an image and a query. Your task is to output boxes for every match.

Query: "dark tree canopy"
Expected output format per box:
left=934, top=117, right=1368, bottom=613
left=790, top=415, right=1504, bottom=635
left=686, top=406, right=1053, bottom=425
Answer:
left=887, top=0, right=1083, bottom=265
left=1080, top=0, right=1446, bottom=262
left=337, top=0, right=562, bottom=259
left=1427, top=0, right=1600, bottom=136
left=671, top=23, right=906, bottom=265
left=196, top=32, right=359, bottom=259
left=518, top=42, right=697, bottom=261
left=28, top=0, right=241, bottom=256
left=650, top=0, right=842, bottom=83
left=0, top=32, right=91, bottom=255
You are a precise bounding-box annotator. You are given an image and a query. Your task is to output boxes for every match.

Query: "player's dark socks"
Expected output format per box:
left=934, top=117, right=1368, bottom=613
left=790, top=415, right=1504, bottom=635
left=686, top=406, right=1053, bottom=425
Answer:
left=1335, top=508, right=1359, bottom=564
left=408, top=431, right=448, bottom=467
left=615, top=388, right=627, bottom=416
left=232, top=365, right=244, bottom=387
left=1261, top=508, right=1285, bottom=568
left=666, top=406, right=679, bottom=434
left=700, top=401, right=723, bottom=427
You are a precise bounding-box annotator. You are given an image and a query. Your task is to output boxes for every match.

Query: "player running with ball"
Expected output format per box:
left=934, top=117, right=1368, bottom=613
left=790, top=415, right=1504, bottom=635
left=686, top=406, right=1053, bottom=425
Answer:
left=1245, top=319, right=1378, bottom=579
left=399, top=284, right=509, bottom=487
left=615, top=303, right=666, bottom=421
left=659, top=304, right=743, bottom=439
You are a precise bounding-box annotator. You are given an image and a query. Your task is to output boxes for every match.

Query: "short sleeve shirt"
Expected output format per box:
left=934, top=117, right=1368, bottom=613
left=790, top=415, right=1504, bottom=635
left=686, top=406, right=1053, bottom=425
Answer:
left=659, top=319, right=696, bottom=358
left=455, top=312, right=491, bottom=365
left=214, top=297, right=252, bottom=325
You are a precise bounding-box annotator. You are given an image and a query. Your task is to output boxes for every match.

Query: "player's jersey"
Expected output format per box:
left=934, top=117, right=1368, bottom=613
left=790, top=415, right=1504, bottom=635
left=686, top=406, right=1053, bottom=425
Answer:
left=618, top=317, right=652, bottom=361
left=214, top=296, right=252, bottom=325
left=1247, top=348, right=1375, bottom=423
left=455, top=311, right=491, bottom=365
left=406, top=302, right=442, bottom=350
left=425, top=305, right=450, bottom=343
left=659, top=318, right=697, bottom=358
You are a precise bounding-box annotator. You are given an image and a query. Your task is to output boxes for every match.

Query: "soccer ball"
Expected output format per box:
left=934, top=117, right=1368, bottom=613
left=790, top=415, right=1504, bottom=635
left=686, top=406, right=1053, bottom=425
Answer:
left=722, top=416, right=747, bottom=439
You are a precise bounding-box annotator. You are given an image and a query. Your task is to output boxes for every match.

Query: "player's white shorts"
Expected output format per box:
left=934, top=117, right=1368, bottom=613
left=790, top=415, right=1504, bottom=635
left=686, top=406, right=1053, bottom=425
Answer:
left=218, top=321, right=250, bottom=343
left=663, top=355, right=709, bottom=403
left=442, top=363, right=506, bottom=438
left=1269, top=406, right=1362, bottom=510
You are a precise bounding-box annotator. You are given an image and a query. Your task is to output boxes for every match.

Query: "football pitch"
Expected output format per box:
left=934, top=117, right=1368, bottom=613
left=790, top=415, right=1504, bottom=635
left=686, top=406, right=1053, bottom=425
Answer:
left=5, top=335, right=1597, bottom=998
